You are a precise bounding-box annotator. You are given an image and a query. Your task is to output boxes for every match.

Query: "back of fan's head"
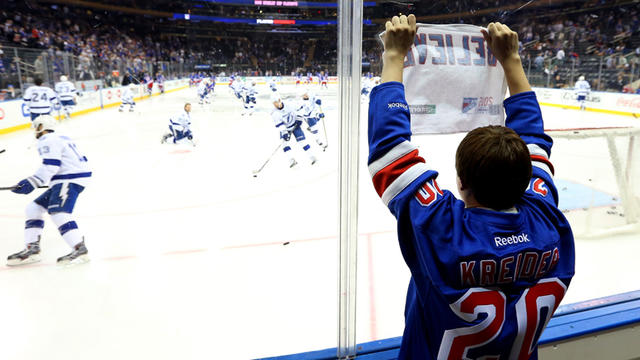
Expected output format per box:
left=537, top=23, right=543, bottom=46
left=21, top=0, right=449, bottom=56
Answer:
left=455, top=125, right=532, bottom=210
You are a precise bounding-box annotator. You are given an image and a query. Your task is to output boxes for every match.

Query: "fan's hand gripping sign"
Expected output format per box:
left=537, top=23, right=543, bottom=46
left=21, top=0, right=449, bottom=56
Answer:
left=386, top=24, right=508, bottom=134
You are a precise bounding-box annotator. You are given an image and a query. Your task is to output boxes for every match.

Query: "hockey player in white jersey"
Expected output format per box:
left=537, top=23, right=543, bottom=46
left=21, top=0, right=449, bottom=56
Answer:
left=574, top=75, right=591, bottom=111
left=119, top=84, right=137, bottom=112
left=230, top=78, right=244, bottom=103
left=298, top=88, right=327, bottom=151
left=197, top=79, right=209, bottom=104
left=269, top=78, right=278, bottom=93
left=7, top=115, right=91, bottom=266
left=242, top=80, right=257, bottom=116
left=54, top=75, right=77, bottom=119
left=24, top=78, right=59, bottom=121
left=161, top=103, right=195, bottom=146
left=271, top=93, right=316, bottom=167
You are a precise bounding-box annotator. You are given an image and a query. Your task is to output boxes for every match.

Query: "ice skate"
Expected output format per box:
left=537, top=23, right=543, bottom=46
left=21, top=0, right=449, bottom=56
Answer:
left=161, top=133, right=172, bottom=144
left=7, top=241, right=41, bottom=266
left=310, top=155, right=317, bottom=165
left=57, top=240, right=89, bottom=266
left=289, top=158, right=298, bottom=168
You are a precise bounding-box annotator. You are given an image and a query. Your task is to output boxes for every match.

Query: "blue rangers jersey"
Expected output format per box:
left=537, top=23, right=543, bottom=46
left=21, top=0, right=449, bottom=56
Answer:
left=574, top=80, right=590, bottom=97
left=54, top=81, right=77, bottom=102
left=32, top=132, right=91, bottom=188
left=368, top=82, right=575, bottom=360
left=24, top=85, right=58, bottom=114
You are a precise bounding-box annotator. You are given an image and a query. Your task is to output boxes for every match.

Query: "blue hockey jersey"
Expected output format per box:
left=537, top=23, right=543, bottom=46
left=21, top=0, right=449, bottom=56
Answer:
left=367, top=82, right=575, bottom=360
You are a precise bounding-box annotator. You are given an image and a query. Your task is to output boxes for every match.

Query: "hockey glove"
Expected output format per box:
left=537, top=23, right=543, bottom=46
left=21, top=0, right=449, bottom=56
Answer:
left=318, top=113, right=325, bottom=118
left=280, top=130, right=291, bottom=141
left=12, top=178, right=37, bottom=194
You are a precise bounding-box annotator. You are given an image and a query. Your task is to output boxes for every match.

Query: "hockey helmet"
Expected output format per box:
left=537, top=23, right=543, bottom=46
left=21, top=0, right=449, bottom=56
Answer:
left=32, top=115, right=57, bottom=132
left=60, top=75, right=68, bottom=82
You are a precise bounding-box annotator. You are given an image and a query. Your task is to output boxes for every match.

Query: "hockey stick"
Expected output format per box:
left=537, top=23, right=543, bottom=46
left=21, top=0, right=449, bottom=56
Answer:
left=0, top=185, right=49, bottom=191
left=252, top=142, right=283, bottom=177
left=0, top=149, right=6, bottom=154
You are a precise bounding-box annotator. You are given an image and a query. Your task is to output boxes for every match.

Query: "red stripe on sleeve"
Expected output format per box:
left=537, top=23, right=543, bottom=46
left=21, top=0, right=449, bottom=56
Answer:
left=371, top=149, right=425, bottom=197
left=530, top=155, right=554, bottom=175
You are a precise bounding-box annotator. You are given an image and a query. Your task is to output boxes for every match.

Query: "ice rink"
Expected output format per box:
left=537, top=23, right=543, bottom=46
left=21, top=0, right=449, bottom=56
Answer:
left=0, top=83, right=639, bottom=359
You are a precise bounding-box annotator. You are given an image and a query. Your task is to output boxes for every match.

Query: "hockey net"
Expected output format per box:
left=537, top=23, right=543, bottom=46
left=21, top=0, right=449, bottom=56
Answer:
left=548, top=127, right=640, bottom=238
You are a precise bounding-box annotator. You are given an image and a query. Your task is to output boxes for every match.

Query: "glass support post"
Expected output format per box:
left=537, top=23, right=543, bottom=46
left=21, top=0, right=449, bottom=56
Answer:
left=337, top=0, right=363, bottom=359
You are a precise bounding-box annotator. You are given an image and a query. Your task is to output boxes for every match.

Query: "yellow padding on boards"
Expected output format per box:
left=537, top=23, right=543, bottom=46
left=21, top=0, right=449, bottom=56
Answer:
left=538, top=102, right=640, bottom=118
left=0, top=85, right=189, bottom=136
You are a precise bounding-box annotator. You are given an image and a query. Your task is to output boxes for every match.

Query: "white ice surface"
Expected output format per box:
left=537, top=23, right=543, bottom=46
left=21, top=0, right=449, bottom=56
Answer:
left=0, top=84, right=638, bottom=359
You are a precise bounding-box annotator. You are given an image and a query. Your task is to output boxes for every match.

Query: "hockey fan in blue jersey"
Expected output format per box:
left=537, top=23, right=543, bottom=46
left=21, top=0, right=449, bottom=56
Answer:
left=24, top=78, right=58, bottom=120
left=8, top=115, right=91, bottom=266
left=298, top=88, right=327, bottom=151
left=271, top=93, right=316, bottom=167
left=162, top=103, right=195, bottom=146
left=368, top=16, right=575, bottom=360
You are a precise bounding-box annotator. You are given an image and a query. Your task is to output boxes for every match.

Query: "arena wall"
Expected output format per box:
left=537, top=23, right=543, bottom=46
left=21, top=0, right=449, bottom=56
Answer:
left=0, top=78, right=189, bottom=135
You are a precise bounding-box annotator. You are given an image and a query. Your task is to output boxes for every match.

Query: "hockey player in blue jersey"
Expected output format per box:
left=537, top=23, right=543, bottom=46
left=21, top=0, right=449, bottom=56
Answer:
left=156, top=72, right=166, bottom=94
left=7, top=115, right=91, bottom=266
left=369, top=16, right=575, bottom=360
left=271, top=93, right=316, bottom=167
left=298, top=88, right=327, bottom=151
left=162, top=103, right=195, bottom=146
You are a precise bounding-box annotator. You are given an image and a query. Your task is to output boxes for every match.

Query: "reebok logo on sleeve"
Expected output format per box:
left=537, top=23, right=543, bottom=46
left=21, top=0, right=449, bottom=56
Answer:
left=387, top=102, right=408, bottom=110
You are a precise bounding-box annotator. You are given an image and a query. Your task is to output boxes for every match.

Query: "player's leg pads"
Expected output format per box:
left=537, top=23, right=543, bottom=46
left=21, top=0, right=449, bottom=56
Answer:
left=45, top=183, right=85, bottom=214
left=303, top=144, right=311, bottom=151
left=283, top=146, right=292, bottom=152
left=51, top=212, right=84, bottom=248
left=293, top=127, right=306, bottom=142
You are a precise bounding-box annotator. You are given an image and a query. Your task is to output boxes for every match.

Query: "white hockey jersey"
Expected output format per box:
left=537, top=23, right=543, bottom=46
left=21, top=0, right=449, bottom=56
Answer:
left=299, top=95, right=322, bottom=118
left=271, top=101, right=302, bottom=131
left=197, top=81, right=207, bottom=95
left=54, top=81, right=77, bottom=102
left=24, top=85, right=58, bottom=114
left=170, top=110, right=191, bottom=131
left=121, top=88, right=135, bottom=104
left=574, top=80, right=591, bottom=96
left=32, top=132, right=91, bottom=187
left=230, top=80, right=243, bottom=95
left=243, top=83, right=257, bottom=97
left=269, top=79, right=278, bottom=92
